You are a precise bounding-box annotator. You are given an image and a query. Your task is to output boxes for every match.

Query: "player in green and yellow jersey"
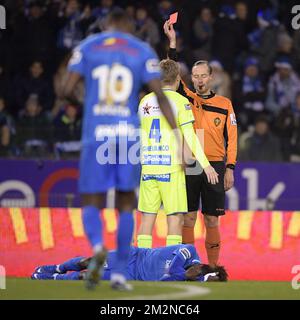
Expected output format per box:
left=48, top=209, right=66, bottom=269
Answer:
left=137, top=59, right=219, bottom=248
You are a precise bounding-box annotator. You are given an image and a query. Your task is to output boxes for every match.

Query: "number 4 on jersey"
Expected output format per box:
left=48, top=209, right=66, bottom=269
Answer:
left=149, top=119, right=161, bottom=143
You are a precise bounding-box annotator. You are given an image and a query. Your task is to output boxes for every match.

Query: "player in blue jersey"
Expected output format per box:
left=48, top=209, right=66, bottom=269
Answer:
left=63, top=9, right=180, bottom=291
left=31, top=244, right=228, bottom=283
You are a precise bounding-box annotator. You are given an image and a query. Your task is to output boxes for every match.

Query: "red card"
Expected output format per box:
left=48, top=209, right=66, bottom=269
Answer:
left=169, top=12, right=178, bottom=24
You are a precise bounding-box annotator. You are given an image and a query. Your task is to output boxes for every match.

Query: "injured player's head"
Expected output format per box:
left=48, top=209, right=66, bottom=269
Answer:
left=185, top=263, right=228, bottom=282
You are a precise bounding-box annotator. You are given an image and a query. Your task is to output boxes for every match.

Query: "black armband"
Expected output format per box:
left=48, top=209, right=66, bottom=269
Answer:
left=226, top=164, right=235, bottom=170
left=168, top=48, right=178, bottom=61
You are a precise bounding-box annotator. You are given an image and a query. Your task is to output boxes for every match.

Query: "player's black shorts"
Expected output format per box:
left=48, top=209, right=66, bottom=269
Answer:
left=185, top=161, right=225, bottom=216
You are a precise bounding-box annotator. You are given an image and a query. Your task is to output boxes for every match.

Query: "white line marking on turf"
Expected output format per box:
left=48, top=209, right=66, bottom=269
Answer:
left=116, top=283, right=211, bottom=300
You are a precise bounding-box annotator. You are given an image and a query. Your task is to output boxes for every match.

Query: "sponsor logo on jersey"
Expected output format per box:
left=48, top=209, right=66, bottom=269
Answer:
left=142, top=174, right=170, bottom=182
left=93, top=104, right=131, bottom=117
left=103, top=37, right=127, bottom=46
left=146, top=58, right=160, bottom=73
left=143, top=103, right=152, bottom=115
left=95, top=123, right=136, bottom=139
left=230, top=113, right=237, bottom=125
left=143, top=154, right=171, bottom=165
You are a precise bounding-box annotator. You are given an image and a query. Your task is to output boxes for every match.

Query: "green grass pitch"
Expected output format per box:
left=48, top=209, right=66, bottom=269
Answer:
left=1, top=278, right=299, bottom=300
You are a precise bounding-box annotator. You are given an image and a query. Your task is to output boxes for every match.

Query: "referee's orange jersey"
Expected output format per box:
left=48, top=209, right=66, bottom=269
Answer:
left=182, top=83, right=238, bottom=167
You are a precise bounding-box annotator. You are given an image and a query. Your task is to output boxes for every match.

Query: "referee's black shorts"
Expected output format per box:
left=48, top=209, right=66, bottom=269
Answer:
left=185, top=161, right=225, bottom=216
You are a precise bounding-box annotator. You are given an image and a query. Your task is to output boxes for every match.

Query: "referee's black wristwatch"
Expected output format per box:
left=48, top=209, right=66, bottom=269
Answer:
left=226, top=164, right=235, bottom=170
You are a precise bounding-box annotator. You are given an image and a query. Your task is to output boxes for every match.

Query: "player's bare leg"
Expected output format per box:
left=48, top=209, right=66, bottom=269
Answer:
left=204, top=214, right=220, bottom=267
left=182, top=211, right=197, bottom=244
left=111, top=190, right=136, bottom=291
left=167, top=213, right=183, bottom=245
left=81, top=193, right=107, bottom=290
left=137, top=213, right=157, bottom=248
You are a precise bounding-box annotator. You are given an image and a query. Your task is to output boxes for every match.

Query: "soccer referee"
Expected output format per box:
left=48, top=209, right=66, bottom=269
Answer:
left=164, top=21, right=238, bottom=267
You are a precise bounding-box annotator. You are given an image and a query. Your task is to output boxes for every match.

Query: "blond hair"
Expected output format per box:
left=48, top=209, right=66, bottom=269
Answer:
left=159, top=59, right=180, bottom=85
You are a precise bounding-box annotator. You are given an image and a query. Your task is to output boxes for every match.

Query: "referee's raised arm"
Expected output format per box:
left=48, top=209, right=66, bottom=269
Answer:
left=163, top=20, right=185, bottom=96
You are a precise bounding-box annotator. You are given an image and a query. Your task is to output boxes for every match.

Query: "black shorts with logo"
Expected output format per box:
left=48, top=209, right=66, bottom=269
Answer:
left=185, top=161, right=225, bottom=216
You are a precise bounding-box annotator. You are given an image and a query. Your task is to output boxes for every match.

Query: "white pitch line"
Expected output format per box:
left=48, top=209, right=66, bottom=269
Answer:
left=116, top=283, right=211, bottom=300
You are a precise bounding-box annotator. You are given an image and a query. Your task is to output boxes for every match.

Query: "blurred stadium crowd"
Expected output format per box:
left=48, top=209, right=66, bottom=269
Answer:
left=0, top=0, right=300, bottom=162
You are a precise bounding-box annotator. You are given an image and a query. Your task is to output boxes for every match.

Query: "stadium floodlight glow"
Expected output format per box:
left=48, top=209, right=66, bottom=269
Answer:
left=0, top=265, right=6, bottom=290
left=0, top=5, right=5, bottom=29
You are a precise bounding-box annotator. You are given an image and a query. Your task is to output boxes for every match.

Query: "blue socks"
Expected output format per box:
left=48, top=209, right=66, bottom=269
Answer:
left=82, top=206, right=103, bottom=250
left=82, top=207, right=133, bottom=277
left=58, top=257, right=85, bottom=273
left=114, top=212, right=134, bottom=275
left=54, top=272, right=81, bottom=280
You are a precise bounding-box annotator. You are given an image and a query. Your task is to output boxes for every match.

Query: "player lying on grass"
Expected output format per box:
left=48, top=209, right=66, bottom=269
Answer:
left=31, top=244, right=227, bottom=283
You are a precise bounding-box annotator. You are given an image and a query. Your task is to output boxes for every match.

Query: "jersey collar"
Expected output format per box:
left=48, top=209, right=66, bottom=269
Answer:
left=198, top=91, right=215, bottom=99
